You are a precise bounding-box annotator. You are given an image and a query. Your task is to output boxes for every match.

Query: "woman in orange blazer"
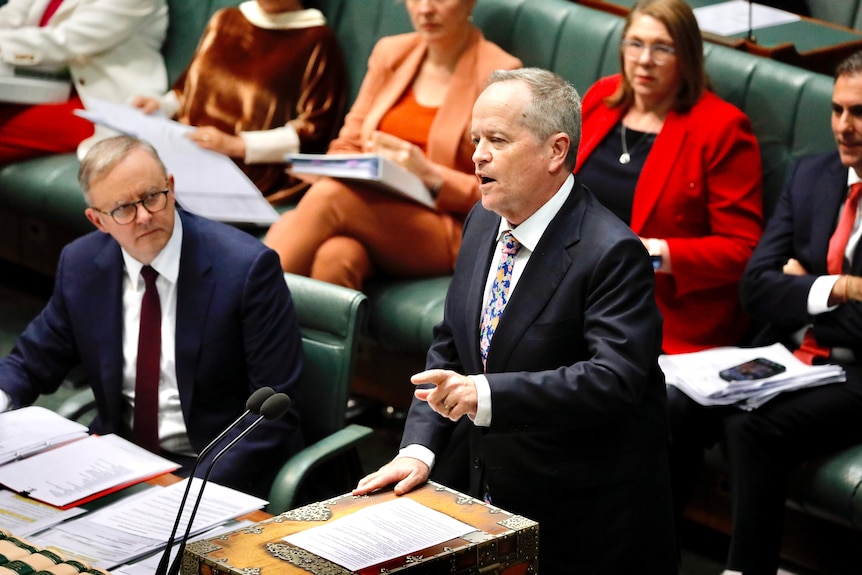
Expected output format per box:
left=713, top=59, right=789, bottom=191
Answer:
left=575, top=0, right=763, bottom=354
left=264, top=0, right=521, bottom=289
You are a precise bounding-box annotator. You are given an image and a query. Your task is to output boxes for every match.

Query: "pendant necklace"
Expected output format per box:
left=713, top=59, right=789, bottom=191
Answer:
left=619, top=124, right=650, bottom=165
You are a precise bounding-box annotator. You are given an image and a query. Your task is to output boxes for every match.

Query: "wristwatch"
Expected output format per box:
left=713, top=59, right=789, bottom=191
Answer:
left=648, top=238, right=662, bottom=270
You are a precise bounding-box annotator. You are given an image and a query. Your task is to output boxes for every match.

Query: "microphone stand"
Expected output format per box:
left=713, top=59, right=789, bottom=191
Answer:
left=165, top=393, right=292, bottom=575
left=153, top=386, right=275, bottom=575
left=747, top=0, right=756, bottom=44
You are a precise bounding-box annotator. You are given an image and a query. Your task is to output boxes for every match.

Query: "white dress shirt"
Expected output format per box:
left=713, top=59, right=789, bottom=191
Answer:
left=399, top=175, right=574, bottom=470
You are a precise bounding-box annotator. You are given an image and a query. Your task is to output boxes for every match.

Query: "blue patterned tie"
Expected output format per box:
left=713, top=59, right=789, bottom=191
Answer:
left=479, top=231, right=521, bottom=370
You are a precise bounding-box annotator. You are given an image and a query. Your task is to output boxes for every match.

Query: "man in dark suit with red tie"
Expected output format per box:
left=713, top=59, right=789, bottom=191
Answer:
left=354, top=68, right=677, bottom=575
left=668, top=51, right=862, bottom=575
left=0, top=135, right=303, bottom=499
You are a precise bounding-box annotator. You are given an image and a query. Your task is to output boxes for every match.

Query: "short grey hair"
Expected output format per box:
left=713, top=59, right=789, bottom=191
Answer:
left=78, top=135, right=167, bottom=200
left=485, top=68, right=582, bottom=170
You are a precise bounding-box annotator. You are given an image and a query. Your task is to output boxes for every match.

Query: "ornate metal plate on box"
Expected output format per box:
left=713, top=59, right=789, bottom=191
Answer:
left=181, top=481, right=538, bottom=575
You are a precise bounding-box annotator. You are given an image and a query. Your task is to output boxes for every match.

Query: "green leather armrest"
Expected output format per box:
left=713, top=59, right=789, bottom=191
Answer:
left=266, top=423, right=374, bottom=515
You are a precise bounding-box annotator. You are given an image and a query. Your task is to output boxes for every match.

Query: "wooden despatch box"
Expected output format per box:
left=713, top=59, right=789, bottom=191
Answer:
left=181, top=481, right=538, bottom=574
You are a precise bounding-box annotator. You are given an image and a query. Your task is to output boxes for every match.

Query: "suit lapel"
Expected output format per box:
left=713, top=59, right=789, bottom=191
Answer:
left=484, top=191, right=583, bottom=372
left=90, top=239, right=126, bottom=417
left=174, top=212, right=215, bottom=418
left=630, top=109, right=687, bottom=233
left=817, top=155, right=854, bottom=271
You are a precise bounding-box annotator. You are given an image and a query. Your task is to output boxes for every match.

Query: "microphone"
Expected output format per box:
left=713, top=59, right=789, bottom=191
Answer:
left=153, top=386, right=276, bottom=575
left=747, top=0, right=757, bottom=44
left=166, top=393, right=292, bottom=575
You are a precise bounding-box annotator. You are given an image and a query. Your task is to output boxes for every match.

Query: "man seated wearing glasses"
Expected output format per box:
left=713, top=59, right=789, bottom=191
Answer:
left=0, top=135, right=304, bottom=499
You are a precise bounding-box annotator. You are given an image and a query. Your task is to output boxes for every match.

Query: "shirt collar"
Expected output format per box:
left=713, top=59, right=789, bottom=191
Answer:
left=122, top=210, right=183, bottom=287
left=239, top=3, right=326, bottom=29
left=848, top=169, right=862, bottom=187
left=495, top=174, right=574, bottom=252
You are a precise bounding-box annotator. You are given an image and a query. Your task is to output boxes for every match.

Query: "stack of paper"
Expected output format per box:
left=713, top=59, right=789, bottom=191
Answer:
left=0, top=405, right=89, bottom=465
left=660, top=343, right=845, bottom=410
left=285, top=152, right=436, bottom=209
left=0, top=434, right=179, bottom=508
left=30, top=479, right=267, bottom=569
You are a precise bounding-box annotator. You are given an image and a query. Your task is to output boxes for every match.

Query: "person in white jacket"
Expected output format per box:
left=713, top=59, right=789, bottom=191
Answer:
left=0, top=0, right=168, bottom=161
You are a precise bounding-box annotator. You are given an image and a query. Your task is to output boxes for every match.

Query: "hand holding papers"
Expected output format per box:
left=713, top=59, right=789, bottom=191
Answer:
left=660, top=343, right=845, bottom=410
left=75, top=98, right=280, bottom=226
left=285, top=153, right=436, bottom=209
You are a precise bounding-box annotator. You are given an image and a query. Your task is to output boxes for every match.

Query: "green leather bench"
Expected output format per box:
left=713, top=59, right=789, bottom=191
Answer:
left=1, top=0, right=861, bottom=553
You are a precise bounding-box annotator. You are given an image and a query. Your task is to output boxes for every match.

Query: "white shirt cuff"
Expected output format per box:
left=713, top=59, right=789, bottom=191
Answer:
left=471, top=374, right=491, bottom=427
left=242, top=125, right=300, bottom=164
left=808, top=275, right=841, bottom=314
left=397, top=444, right=435, bottom=470
left=0, top=390, right=12, bottom=412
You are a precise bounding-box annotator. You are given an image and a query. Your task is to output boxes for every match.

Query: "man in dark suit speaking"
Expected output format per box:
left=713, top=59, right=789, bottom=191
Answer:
left=354, top=68, right=677, bottom=574
left=0, top=135, right=303, bottom=499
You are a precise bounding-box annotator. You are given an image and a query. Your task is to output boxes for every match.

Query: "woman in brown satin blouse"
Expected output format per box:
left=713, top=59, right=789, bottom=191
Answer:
left=263, top=0, right=521, bottom=289
left=133, top=0, right=345, bottom=200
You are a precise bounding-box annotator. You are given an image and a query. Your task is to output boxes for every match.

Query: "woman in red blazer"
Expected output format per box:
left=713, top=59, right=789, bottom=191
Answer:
left=575, top=0, right=763, bottom=354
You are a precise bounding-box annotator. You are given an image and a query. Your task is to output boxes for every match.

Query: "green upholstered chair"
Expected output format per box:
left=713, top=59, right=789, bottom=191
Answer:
left=266, top=273, right=372, bottom=514
left=58, top=272, right=372, bottom=513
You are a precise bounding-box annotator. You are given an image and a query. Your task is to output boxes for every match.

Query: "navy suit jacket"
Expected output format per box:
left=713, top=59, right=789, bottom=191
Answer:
left=401, top=181, right=676, bottom=574
left=0, top=209, right=304, bottom=498
left=743, top=152, right=862, bottom=360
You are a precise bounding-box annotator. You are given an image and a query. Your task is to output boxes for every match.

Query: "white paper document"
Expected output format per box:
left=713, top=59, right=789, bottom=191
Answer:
left=0, top=405, right=88, bottom=465
left=112, top=519, right=256, bottom=575
left=75, top=98, right=280, bottom=225
left=0, top=434, right=179, bottom=508
left=660, top=342, right=845, bottom=410
left=31, top=479, right=266, bottom=569
left=0, top=489, right=86, bottom=536
left=284, top=497, right=475, bottom=572
left=693, top=0, right=801, bottom=36
left=285, top=152, right=436, bottom=209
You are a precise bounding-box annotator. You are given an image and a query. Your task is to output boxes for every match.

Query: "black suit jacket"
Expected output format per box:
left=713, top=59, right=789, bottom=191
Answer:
left=402, top=181, right=676, bottom=574
left=743, top=152, right=862, bottom=359
left=0, top=209, right=304, bottom=497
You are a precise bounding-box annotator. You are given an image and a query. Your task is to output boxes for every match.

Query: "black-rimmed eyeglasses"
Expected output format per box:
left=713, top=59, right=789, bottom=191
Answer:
left=93, top=190, right=169, bottom=225
left=621, top=39, right=676, bottom=65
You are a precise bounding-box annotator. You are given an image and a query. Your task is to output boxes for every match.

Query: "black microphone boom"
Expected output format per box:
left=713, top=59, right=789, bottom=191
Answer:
left=153, top=386, right=276, bottom=575
left=166, top=392, right=292, bottom=575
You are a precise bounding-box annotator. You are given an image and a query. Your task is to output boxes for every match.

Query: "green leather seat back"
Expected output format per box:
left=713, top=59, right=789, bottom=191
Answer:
left=309, top=0, right=413, bottom=106
left=284, top=273, right=367, bottom=444
left=163, top=0, right=243, bottom=85
left=704, top=43, right=835, bottom=219
left=808, top=0, right=862, bottom=29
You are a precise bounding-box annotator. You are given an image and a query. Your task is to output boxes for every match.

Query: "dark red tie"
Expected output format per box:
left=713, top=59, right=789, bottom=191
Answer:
left=134, top=265, right=161, bottom=452
left=794, top=183, right=862, bottom=364
left=39, top=0, right=64, bottom=26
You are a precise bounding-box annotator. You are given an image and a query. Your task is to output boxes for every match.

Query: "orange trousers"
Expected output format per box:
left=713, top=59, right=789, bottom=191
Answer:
left=264, top=178, right=458, bottom=289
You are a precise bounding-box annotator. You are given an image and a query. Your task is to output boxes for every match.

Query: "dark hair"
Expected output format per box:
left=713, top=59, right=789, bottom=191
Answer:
left=835, top=51, right=862, bottom=79
left=605, top=0, right=708, bottom=113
